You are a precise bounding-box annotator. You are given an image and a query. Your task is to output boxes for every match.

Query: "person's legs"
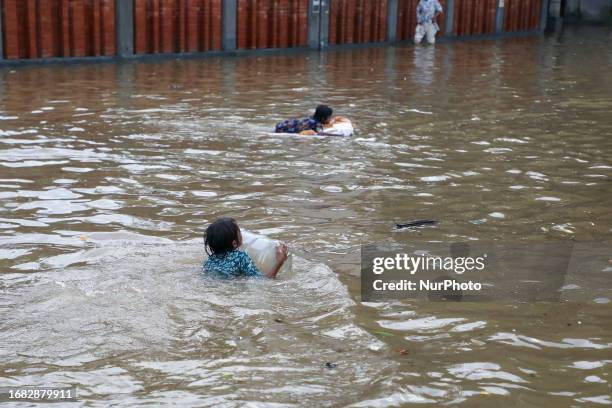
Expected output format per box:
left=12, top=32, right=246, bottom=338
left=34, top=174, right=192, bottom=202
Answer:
left=414, top=24, right=425, bottom=44
left=425, top=22, right=437, bottom=44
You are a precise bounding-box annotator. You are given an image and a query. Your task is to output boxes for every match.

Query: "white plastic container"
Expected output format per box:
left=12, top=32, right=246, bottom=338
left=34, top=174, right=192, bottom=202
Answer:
left=323, top=119, right=354, bottom=136
left=240, top=230, right=292, bottom=277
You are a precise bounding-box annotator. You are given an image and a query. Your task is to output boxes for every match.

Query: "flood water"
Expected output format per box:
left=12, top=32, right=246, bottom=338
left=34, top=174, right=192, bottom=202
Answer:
left=1, top=26, right=611, bottom=406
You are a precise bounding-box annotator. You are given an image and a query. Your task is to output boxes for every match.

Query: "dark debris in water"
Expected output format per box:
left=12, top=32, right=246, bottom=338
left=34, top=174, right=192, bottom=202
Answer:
left=325, top=362, right=338, bottom=369
left=395, top=220, right=437, bottom=230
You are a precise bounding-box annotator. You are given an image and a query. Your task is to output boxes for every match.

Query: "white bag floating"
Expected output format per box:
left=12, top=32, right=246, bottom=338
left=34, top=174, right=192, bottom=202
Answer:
left=240, top=230, right=292, bottom=276
left=323, top=119, right=354, bottom=136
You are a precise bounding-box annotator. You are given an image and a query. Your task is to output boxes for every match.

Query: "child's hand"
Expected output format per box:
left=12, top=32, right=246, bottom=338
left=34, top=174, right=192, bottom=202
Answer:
left=266, top=242, right=289, bottom=279
left=299, top=130, right=317, bottom=135
left=276, top=242, right=289, bottom=263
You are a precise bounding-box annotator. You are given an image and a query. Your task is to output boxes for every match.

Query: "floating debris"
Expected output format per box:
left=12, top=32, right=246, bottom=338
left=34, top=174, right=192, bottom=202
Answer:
left=395, top=220, right=436, bottom=229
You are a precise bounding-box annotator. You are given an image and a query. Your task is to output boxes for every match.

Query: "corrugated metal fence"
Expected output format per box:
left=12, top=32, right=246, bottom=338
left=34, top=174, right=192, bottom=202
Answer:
left=0, top=0, right=546, bottom=60
left=236, top=0, right=308, bottom=49
left=504, top=0, right=541, bottom=31
left=328, top=0, right=388, bottom=45
left=1, top=0, right=115, bottom=59
left=453, top=0, right=497, bottom=36
left=133, top=0, right=222, bottom=54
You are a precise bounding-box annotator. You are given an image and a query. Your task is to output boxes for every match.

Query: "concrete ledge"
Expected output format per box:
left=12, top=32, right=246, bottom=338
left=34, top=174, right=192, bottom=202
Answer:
left=0, top=56, right=118, bottom=67
left=394, top=29, right=541, bottom=47
left=434, top=29, right=541, bottom=42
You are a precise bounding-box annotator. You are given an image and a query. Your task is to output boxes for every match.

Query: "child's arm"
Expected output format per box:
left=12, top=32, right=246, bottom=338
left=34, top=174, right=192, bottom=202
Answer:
left=265, top=243, right=289, bottom=279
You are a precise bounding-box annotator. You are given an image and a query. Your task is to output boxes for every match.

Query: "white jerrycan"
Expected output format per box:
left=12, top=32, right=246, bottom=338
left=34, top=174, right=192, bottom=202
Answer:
left=240, top=230, right=292, bottom=277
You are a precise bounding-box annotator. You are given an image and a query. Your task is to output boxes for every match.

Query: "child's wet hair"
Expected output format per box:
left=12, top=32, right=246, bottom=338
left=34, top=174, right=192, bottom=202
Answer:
left=204, top=218, right=241, bottom=256
left=313, top=105, right=333, bottom=124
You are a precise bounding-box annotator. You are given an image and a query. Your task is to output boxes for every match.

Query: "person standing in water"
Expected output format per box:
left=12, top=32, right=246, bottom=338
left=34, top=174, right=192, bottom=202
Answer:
left=414, top=0, right=443, bottom=45
left=275, top=105, right=333, bottom=135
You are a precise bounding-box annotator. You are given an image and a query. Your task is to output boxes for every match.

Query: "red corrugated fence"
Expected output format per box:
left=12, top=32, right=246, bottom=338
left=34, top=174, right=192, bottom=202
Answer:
left=503, top=0, right=541, bottom=31
left=236, top=0, right=308, bottom=49
left=329, top=0, right=388, bottom=45
left=453, top=0, right=497, bottom=36
left=396, top=0, right=418, bottom=41
left=133, top=0, right=222, bottom=54
left=1, top=0, right=115, bottom=59
left=0, top=0, right=544, bottom=60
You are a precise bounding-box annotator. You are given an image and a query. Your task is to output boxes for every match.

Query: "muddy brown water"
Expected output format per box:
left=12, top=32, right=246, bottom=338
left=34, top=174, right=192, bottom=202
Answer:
left=1, top=27, right=611, bottom=406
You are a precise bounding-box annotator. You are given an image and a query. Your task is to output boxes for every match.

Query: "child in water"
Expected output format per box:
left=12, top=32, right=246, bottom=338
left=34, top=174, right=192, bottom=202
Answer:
left=275, top=105, right=333, bottom=135
left=203, top=218, right=288, bottom=279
